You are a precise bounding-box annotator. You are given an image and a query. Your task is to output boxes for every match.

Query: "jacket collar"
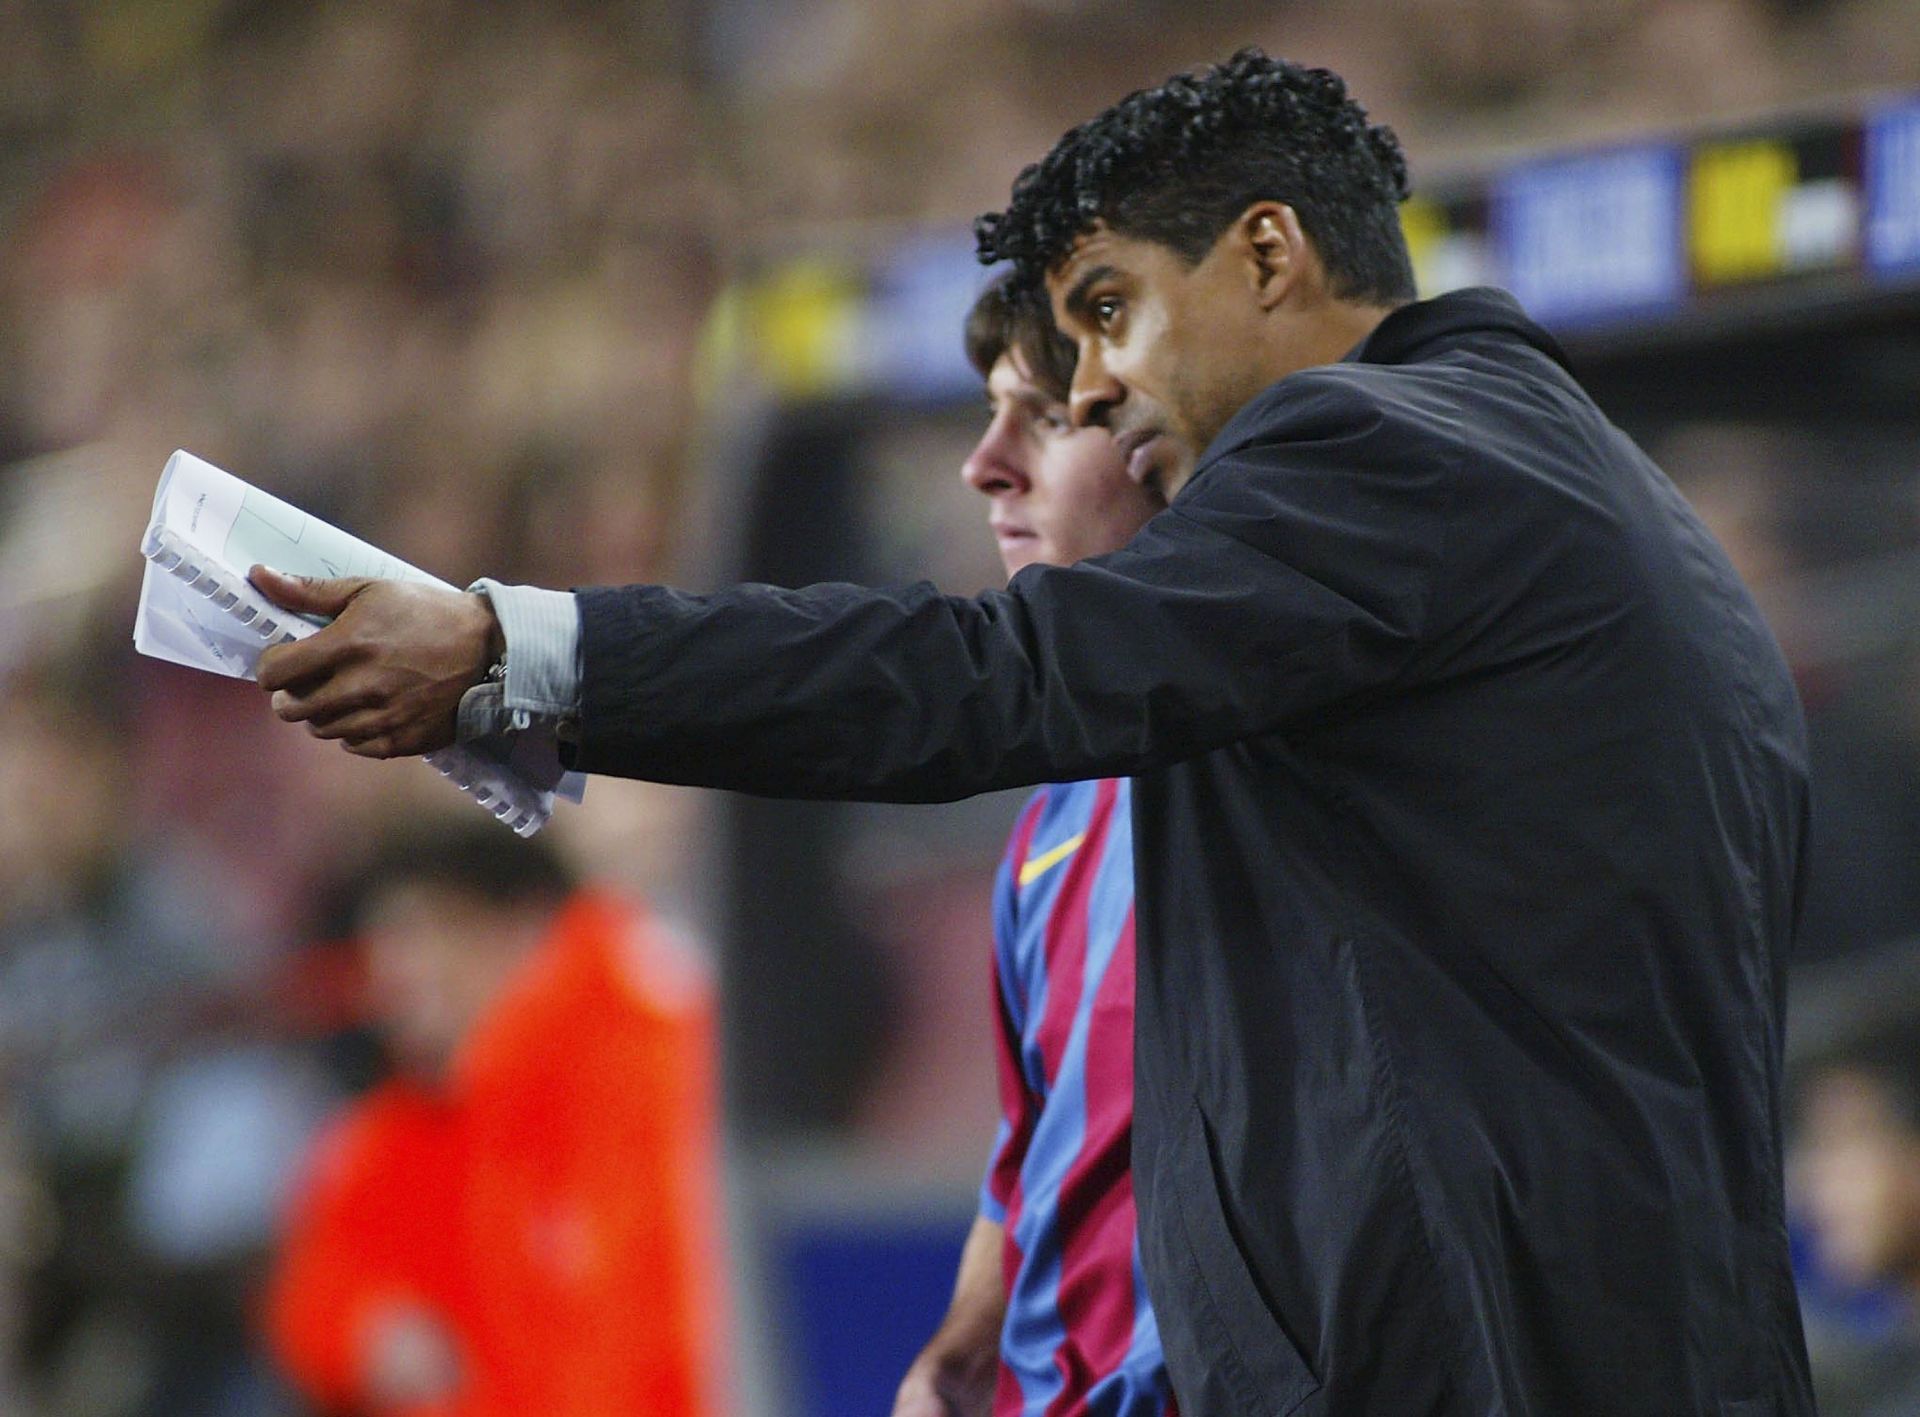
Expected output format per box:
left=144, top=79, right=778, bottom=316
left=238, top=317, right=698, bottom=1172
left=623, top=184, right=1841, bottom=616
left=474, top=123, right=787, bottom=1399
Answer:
left=1192, top=287, right=1571, bottom=480
left=1342, top=286, right=1571, bottom=373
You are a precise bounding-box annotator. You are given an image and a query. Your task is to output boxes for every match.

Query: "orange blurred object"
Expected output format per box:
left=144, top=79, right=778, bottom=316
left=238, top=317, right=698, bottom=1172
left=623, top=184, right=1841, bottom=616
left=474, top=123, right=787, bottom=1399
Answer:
left=265, top=890, right=726, bottom=1416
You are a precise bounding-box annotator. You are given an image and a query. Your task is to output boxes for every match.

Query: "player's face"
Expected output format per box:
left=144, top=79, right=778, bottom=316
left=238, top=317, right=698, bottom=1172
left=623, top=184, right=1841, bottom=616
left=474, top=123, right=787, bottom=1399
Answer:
left=1047, top=222, right=1277, bottom=502
left=962, top=353, right=1165, bottom=578
left=362, top=884, right=537, bottom=1079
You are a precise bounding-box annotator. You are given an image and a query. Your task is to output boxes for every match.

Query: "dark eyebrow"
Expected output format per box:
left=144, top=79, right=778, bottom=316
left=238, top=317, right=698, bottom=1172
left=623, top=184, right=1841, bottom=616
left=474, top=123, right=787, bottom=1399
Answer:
left=1060, top=264, right=1122, bottom=322
left=991, top=385, right=1063, bottom=419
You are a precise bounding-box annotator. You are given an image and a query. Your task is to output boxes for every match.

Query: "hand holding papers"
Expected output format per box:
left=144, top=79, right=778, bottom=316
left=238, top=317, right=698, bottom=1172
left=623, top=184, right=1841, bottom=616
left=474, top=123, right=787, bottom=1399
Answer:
left=248, top=568, right=502, bottom=757
left=134, top=451, right=584, bottom=836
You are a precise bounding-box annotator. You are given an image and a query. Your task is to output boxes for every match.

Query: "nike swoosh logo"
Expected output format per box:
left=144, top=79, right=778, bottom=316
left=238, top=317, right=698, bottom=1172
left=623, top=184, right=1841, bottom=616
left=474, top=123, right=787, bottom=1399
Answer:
left=1018, top=832, right=1086, bottom=887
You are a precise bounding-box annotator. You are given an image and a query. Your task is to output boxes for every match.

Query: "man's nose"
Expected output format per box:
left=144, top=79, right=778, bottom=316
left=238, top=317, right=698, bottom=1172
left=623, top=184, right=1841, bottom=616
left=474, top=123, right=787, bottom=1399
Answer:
left=1069, top=352, right=1123, bottom=430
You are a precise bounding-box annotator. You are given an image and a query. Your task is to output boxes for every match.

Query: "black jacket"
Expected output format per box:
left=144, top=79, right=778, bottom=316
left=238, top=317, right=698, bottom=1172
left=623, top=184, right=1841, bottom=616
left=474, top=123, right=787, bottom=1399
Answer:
left=571, top=289, right=1815, bottom=1415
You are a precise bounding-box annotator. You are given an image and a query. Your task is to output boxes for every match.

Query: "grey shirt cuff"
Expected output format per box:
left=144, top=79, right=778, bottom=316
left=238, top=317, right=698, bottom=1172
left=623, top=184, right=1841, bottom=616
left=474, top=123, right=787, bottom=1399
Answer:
left=456, top=581, right=583, bottom=742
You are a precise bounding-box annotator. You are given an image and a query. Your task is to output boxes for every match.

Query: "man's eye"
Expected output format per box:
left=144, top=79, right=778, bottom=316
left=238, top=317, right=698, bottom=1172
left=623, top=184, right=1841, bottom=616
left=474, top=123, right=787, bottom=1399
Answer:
left=1036, top=409, right=1070, bottom=433
left=1093, top=296, right=1122, bottom=329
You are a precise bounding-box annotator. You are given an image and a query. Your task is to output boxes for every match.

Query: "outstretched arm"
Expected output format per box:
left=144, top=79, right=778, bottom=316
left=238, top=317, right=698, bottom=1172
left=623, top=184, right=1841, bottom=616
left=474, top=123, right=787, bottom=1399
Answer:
left=255, top=375, right=1447, bottom=800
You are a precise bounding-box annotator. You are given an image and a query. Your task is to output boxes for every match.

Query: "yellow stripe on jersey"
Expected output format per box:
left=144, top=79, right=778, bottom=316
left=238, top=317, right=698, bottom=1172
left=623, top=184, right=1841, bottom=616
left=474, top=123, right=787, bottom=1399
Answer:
left=1018, top=832, right=1086, bottom=887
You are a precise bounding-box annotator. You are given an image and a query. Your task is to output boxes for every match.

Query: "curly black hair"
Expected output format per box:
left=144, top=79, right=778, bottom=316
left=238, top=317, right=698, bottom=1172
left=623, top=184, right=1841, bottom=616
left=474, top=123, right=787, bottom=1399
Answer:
left=975, top=48, right=1415, bottom=307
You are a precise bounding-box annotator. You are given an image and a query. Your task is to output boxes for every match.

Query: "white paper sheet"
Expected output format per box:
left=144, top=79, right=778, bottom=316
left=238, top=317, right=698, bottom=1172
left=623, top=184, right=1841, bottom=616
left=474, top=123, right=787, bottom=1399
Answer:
left=134, top=451, right=584, bottom=836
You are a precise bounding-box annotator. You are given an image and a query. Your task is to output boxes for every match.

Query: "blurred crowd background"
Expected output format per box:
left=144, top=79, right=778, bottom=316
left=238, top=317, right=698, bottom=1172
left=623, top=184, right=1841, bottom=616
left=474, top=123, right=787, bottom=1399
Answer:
left=0, top=1, right=1918, bottom=1413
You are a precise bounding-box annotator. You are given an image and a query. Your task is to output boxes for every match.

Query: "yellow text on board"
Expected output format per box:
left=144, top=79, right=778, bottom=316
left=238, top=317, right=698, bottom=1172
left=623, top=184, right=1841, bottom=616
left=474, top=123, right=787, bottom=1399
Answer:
left=1689, top=141, right=1797, bottom=285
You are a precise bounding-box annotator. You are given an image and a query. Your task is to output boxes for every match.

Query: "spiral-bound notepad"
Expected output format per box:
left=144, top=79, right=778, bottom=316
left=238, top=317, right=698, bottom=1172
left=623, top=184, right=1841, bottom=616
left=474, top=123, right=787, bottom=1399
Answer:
left=134, top=450, right=584, bottom=836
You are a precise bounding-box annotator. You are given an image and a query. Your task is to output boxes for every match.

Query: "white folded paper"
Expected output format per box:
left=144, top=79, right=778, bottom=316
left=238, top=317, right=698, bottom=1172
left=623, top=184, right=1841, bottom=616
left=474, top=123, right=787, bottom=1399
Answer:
left=134, top=450, right=584, bottom=836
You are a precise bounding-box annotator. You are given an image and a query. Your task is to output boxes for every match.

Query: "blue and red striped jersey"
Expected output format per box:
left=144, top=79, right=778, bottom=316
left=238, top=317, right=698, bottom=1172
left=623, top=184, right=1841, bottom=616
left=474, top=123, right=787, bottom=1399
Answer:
left=981, top=777, right=1176, bottom=1416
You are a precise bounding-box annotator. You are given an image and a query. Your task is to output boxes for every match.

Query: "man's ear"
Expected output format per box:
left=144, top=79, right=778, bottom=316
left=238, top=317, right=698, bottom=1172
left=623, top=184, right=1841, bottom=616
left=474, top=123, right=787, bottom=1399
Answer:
left=1240, top=202, right=1308, bottom=310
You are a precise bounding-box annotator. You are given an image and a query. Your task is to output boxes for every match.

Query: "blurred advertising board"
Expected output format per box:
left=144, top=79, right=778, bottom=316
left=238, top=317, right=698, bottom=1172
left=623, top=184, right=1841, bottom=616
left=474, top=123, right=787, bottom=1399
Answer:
left=1411, top=97, right=1920, bottom=331
left=715, top=92, right=1920, bottom=404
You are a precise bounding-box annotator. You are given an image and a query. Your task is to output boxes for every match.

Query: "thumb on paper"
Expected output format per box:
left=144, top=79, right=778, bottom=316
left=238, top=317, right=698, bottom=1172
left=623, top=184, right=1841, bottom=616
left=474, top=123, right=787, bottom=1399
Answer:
left=249, top=566, right=368, bottom=617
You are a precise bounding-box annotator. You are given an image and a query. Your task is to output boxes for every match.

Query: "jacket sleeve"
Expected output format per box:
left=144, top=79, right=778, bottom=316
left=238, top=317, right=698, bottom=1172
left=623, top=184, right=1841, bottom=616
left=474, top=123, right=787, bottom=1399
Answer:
left=571, top=371, right=1456, bottom=801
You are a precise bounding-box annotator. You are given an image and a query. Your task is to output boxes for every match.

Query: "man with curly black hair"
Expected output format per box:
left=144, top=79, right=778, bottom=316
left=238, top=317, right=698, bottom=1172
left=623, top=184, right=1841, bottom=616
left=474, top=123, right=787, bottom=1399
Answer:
left=255, top=49, right=1815, bottom=1417
left=974, top=48, right=1418, bottom=504
left=976, top=50, right=1415, bottom=289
